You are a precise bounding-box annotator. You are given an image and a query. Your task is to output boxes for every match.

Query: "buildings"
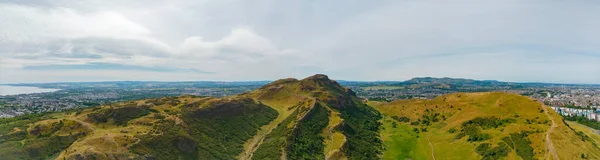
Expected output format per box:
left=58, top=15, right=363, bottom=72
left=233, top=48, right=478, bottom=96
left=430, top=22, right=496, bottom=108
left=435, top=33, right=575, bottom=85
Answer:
left=551, top=106, right=600, bottom=121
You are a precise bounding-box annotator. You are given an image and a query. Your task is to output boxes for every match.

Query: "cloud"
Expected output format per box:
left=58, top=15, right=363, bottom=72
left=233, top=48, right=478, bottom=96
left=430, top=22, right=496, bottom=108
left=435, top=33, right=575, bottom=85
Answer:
left=178, top=28, right=286, bottom=62
left=0, top=0, right=599, bottom=83
left=23, top=62, right=213, bottom=73
left=0, top=3, right=150, bottom=40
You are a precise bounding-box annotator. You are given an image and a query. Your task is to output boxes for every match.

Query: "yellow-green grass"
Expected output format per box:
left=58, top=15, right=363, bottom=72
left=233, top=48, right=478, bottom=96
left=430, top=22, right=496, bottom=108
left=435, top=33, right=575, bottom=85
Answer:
left=566, top=121, right=600, bottom=145
left=322, top=109, right=346, bottom=159
left=547, top=109, right=600, bottom=159
left=51, top=96, right=212, bottom=159
left=373, top=92, right=558, bottom=160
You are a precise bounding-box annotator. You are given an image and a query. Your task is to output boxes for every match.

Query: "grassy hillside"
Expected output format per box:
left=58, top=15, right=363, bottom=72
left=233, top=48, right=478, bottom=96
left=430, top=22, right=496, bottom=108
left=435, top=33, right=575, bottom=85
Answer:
left=247, top=74, right=382, bottom=160
left=0, top=74, right=383, bottom=160
left=0, top=96, right=278, bottom=159
left=370, top=92, right=600, bottom=160
left=3, top=75, right=598, bottom=160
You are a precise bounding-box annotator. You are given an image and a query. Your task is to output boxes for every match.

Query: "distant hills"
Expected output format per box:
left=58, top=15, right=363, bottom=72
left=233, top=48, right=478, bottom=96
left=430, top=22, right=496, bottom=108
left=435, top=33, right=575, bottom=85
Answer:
left=0, top=74, right=599, bottom=159
left=7, top=76, right=598, bottom=90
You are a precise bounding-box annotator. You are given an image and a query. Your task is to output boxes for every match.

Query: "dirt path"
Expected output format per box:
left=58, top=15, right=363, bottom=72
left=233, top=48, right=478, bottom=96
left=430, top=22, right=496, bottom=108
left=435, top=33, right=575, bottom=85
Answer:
left=542, top=105, right=559, bottom=160
left=239, top=104, right=299, bottom=160
left=427, top=135, right=436, bottom=160
left=238, top=117, right=281, bottom=160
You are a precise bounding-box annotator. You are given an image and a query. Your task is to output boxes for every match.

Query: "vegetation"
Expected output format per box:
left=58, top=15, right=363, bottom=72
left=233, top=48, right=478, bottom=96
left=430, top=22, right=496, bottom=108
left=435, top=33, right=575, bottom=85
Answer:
left=368, top=97, right=391, bottom=102
left=502, top=131, right=535, bottom=160
left=338, top=101, right=383, bottom=159
left=189, top=99, right=278, bottom=159
left=370, top=92, right=592, bottom=160
left=475, top=142, right=511, bottom=160
left=0, top=117, right=87, bottom=159
left=253, top=109, right=301, bottom=160
left=0, top=113, right=50, bottom=135
left=287, top=104, right=329, bottom=160
left=131, top=120, right=199, bottom=159
left=455, top=117, right=515, bottom=142
left=417, top=109, right=440, bottom=126
left=130, top=98, right=279, bottom=159
left=462, top=117, right=516, bottom=129
left=87, top=104, right=151, bottom=126
left=564, top=115, right=600, bottom=130
left=380, top=117, right=423, bottom=160
left=3, top=75, right=600, bottom=160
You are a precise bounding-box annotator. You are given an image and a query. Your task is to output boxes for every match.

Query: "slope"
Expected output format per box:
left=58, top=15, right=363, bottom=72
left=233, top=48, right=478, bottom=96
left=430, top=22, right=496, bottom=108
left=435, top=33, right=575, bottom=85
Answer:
left=0, top=96, right=279, bottom=159
left=370, top=92, right=600, bottom=160
left=246, top=74, right=383, bottom=160
left=0, top=74, right=383, bottom=160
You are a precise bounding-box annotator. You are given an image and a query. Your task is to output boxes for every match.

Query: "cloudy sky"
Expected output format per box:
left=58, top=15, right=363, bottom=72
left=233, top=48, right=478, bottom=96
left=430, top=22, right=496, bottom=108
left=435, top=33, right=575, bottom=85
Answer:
left=0, top=0, right=599, bottom=84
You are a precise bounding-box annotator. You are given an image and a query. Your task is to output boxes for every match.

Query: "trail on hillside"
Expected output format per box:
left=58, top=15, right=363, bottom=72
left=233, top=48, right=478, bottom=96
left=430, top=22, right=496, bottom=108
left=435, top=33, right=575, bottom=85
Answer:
left=427, top=136, right=436, bottom=160
left=239, top=115, right=282, bottom=160
left=324, top=111, right=346, bottom=159
left=239, top=103, right=301, bottom=160
left=542, top=105, right=559, bottom=160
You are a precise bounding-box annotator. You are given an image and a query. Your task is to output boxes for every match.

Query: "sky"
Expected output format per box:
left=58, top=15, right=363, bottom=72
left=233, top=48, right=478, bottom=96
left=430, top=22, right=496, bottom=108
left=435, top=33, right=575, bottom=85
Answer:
left=0, top=0, right=599, bottom=84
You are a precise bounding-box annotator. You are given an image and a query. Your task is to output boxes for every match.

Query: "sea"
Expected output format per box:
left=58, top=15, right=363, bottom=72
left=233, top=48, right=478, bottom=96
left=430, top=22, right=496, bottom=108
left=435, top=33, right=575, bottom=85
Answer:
left=0, top=85, right=60, bottom=96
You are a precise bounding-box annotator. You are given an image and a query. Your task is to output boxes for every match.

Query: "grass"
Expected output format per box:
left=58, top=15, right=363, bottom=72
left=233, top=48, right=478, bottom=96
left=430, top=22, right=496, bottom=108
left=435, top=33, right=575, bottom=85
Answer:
left=371, top=92, right=576, bottom=160
left=322, top=109, right=346, bottom=159
left=240, top=81, right=314, bottom=160
left=1, top=95, right=282, bottom=160
left=248, top=74, right=384, bottom=159
left=566, top=121, right=600, bottom=146
left=7, top=77, right=599, bottom=160
left=540, top=106, right=600, bottom=159
left=380, top=116, right=423, bottom=160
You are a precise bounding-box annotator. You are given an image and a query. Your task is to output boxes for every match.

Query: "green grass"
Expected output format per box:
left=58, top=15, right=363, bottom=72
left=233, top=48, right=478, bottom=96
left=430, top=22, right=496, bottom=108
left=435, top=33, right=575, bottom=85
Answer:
left=380, top=116, right=422, bottom=160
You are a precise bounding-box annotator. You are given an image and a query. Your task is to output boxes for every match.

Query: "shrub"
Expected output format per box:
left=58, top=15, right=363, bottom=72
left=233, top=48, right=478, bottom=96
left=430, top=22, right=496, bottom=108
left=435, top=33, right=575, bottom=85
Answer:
left=475, top=142, right=511, bottom=160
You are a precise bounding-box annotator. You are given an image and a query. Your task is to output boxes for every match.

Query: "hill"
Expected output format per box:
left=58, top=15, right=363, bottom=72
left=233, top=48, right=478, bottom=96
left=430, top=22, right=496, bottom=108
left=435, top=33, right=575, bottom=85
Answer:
left=396, top=77, right=519, bottom=91
left=368, top=92, right=600, bottom=160
left=0, top=74, right=599, bottom=160
left=0, top=74, right=382, bottom=160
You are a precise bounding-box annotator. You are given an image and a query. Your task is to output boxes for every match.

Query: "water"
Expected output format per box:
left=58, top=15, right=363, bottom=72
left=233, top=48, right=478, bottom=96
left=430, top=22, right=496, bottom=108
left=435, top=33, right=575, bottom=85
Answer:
left=0, top=85, right=60, bottom=96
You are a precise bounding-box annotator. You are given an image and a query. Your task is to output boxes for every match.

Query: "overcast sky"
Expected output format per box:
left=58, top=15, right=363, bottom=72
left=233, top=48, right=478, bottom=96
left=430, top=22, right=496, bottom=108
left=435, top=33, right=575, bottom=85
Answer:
left=0, top=0, right=599, bottom=84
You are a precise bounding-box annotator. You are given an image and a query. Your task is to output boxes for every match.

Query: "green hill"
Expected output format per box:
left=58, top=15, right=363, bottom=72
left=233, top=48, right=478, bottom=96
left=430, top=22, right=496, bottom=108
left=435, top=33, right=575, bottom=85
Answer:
left=369, top=92, right=600, bottom=160
left=0, top=74, right=598, bottom=160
